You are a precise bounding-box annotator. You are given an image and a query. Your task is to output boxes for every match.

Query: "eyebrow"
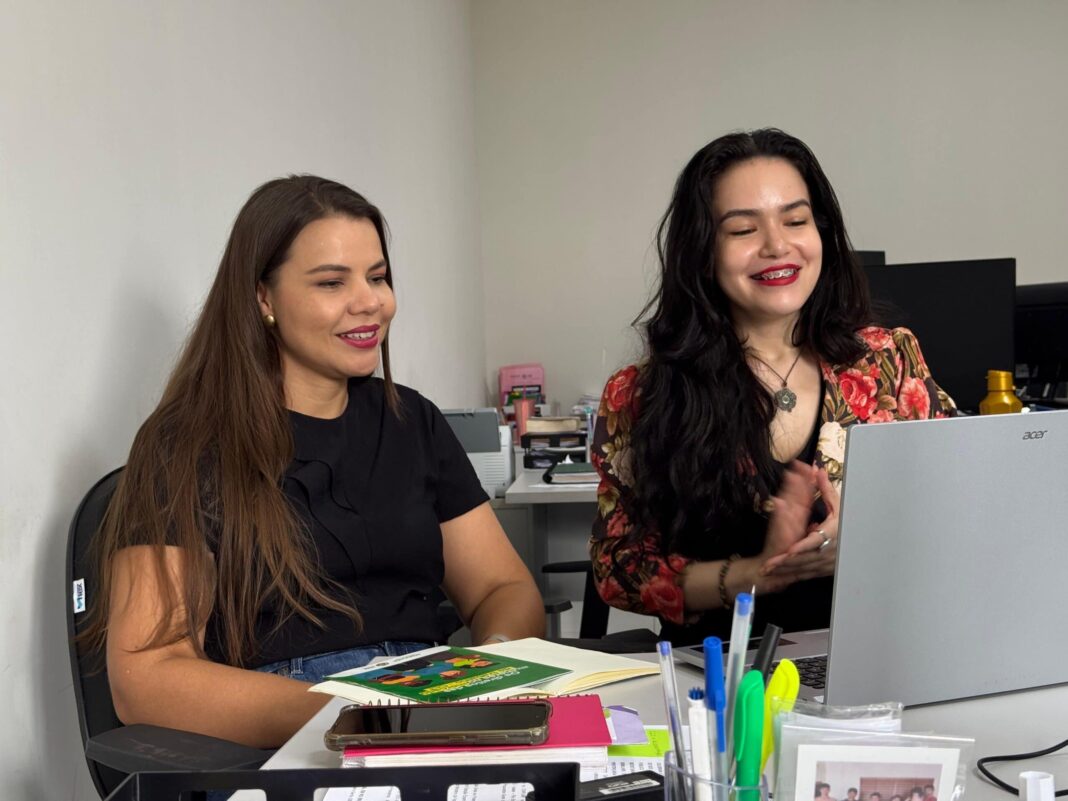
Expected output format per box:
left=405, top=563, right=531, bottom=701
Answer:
left=718, top=199, right=812, bottom=223
left=304, top=259, right=387, bottom=275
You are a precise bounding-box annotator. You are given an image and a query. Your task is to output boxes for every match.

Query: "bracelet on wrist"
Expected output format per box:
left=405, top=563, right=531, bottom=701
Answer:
left=718, top=553, right=741, bottom=609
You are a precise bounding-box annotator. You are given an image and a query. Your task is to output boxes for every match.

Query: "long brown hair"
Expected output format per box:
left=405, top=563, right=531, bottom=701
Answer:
left=82, top=175, right=400, bottom=666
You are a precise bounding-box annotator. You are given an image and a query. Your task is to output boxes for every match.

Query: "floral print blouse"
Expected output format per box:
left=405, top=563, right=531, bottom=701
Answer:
left=588, top=327, right=956, bottom=628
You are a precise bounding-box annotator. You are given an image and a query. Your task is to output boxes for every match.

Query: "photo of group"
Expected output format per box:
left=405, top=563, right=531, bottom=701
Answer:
left=794, top=744, right=960, bottom=801
left=814, top=777, right=939, bottom=801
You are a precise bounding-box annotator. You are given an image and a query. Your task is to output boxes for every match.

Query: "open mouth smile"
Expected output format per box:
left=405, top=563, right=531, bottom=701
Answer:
left=751, top=265, right=800, bottom=286
left=338, top=325, right=380, bottom=349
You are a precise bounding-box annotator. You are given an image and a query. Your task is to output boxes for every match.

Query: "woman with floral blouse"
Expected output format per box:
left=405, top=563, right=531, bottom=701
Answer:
left=589, top=129, right=954, bottom=644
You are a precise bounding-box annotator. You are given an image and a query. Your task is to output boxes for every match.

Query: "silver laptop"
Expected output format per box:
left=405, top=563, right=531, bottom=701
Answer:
left=677, top=410, right=1068, bottom=707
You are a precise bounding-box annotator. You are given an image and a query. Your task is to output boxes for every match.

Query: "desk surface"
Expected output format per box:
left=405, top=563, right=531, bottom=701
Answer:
left=504, top=468, right=598, bottom=505
left=250, top=655, right=1068, bottom=801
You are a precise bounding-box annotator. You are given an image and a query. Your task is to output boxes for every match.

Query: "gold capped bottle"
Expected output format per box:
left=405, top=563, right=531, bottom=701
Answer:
left=978, top=370, right=1023, bottom=415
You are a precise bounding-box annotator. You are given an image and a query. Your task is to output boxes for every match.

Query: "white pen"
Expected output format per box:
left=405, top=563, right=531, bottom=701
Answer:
left=657, top=640, right=691, bottom=785
left=687, top=688, right=712, bottom=801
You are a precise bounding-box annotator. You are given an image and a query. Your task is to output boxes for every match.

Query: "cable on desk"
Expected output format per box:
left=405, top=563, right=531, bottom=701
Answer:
left=977, top=736, right=1068, bottom=796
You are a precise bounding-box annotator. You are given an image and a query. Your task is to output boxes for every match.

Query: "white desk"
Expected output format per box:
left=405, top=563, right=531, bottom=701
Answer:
left=504, top=469, right=597, bottom=505
left=249, top=656, right=1068, bottom=801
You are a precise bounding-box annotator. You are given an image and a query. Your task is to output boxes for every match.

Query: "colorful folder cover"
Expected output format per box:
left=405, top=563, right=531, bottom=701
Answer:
left=327, top=646, right=568, bottom=704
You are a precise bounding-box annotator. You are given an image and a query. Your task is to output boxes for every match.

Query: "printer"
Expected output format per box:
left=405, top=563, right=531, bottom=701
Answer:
left=441, top=408, right=514, bottom=498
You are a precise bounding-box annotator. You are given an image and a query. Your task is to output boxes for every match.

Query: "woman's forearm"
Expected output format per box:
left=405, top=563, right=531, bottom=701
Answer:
left=680, top=556, right=763, bottom=612
left=112, top=653, right=329, bottom=749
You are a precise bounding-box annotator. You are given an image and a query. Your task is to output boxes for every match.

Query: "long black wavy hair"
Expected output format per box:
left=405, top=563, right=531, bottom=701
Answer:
left=631, top=128, right=873, bottom=552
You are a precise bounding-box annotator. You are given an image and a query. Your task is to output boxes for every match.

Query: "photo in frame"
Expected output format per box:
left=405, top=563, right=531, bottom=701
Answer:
left=794, top=744, right=960, bottom=801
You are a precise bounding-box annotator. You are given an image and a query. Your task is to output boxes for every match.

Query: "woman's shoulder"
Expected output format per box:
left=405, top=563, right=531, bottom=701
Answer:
left=599, top=364, right=642, bottom=419
left=380, top=379, right=457, bottom=432
left=388, top=379, right=426, bottom=408
left=349, top=376, right=425, bottom=408
left=853, top=325, right=922, bottom=355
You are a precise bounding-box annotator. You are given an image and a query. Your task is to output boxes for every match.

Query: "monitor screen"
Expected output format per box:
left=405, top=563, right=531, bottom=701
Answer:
left=1016, top=281, right=1068, bottom=366
left=1015, top=281, right=1068, bottom=403
left=854, top=250, right=886, bottom=267
left=862, top=259, right=1016, bottom=413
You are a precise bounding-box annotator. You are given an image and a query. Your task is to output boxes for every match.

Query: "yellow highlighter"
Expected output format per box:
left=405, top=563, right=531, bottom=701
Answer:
left=761, top=658, right=800, bottom=772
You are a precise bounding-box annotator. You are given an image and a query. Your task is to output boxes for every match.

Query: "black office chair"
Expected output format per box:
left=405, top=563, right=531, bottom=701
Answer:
left=541, top=560, right=659, bottom=653
left=67, top=468, right=274, bottom=799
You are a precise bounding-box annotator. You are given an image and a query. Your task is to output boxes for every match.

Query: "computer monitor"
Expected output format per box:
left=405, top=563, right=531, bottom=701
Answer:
left=853, top=250, right=885, bottom=267
left=1015, top=281, right=1068, bottom=404
left=863, top=258, right=1016, bottom=413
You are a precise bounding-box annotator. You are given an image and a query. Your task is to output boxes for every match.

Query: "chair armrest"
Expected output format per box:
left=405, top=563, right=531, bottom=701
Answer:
left=540, top=560, right=592, bottom=575
left=438, top=597, right=573, bottom=620
left=86, top=723, right=274, bottom=775
left=543, top=598, right=572, bottom=614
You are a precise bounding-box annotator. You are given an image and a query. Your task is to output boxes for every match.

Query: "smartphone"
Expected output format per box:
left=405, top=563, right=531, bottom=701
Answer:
left=323, top=700, right=552, bottom=750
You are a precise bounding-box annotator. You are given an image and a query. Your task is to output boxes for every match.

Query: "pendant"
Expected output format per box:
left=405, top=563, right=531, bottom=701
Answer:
left=773, top=386, right=797, bottom=412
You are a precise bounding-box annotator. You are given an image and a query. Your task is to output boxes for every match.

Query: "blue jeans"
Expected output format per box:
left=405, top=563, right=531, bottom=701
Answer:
left=254, top=640, right=432, bottom=684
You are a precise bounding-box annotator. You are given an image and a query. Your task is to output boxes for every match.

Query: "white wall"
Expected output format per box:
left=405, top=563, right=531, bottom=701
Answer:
left=5, top=2, right=1068, bottom=796
left=0, top=2, right=481, bottom=798
left=472, top=0, right=1068, bottom=409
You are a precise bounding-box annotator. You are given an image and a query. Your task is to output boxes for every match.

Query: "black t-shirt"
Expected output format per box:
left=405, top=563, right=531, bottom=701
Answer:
left=658, top=413, right=831, bottom=646
left=205, top=377, right=488, bottom=667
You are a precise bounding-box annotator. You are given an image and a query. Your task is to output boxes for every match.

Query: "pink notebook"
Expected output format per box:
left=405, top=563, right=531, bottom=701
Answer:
left=341, top=694, right=610, bottom=760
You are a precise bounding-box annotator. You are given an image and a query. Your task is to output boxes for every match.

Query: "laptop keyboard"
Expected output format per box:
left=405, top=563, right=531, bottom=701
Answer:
left=791, top=655, right=827, bottom=689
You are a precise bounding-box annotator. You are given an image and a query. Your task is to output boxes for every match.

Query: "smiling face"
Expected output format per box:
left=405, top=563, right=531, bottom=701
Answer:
left=257, top=215, right=396, bottom=404
left=711, top=157, right=822, bottom=332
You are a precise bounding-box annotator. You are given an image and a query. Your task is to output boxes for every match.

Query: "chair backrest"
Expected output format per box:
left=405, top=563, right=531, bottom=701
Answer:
left=66, top=467, right=126, bottom=798
left=540, top=560, right=611, bottom=638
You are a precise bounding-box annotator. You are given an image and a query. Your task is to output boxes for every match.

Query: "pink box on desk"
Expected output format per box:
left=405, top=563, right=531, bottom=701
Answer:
left=498, top=363, right=544, bottom=406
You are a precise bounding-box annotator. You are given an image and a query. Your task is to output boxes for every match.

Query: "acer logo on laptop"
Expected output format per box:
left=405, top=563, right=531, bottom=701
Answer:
left=1022, top=430, right=1048, bottom=440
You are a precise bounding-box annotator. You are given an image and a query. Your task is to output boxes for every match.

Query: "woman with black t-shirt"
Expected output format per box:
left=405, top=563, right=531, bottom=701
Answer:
left=83, top=176, right=544, bottom=748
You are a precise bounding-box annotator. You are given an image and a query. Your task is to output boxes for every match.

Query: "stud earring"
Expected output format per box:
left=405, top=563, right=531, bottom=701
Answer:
left=263, top=313, right=276, bottom=327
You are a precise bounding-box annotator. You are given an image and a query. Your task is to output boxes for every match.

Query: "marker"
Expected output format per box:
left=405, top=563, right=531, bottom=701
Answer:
left=656, top=641, right=690, bottom=787
left=761, top=659, right=800, bottom=775
left=751, top=623, right=783, bottom=684
left=724, top=592, right=754, bottom=757
left=733, top=670, right=765, bottom=801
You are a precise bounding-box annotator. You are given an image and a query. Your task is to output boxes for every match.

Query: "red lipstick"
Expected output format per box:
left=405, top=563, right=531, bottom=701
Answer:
left=338, top=324, right=381, bottom=349
left=751, top=264, right=800, bottom=287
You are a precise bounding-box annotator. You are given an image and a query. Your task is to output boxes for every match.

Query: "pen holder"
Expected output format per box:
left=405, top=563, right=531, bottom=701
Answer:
left=664, top=752, right=768, bottom=801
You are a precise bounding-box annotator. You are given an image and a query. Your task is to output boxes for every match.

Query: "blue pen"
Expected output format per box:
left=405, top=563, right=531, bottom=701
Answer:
left=703, top=636, right=729, bottom=798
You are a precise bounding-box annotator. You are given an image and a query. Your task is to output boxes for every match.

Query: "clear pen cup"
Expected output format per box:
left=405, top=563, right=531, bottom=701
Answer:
left=664, top=752, right=769, bottom=801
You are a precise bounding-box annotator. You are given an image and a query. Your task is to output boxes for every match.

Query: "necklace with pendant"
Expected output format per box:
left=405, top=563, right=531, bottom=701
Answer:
left=749, top=350, right=803, bottom=412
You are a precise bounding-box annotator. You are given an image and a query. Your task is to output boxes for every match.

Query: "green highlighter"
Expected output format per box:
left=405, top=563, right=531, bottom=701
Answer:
left=733, top=669, right=766, bottom=801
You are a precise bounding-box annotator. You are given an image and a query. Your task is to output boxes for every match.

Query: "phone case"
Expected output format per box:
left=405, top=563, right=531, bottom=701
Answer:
left=323, top=699, right=552, bottom=751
